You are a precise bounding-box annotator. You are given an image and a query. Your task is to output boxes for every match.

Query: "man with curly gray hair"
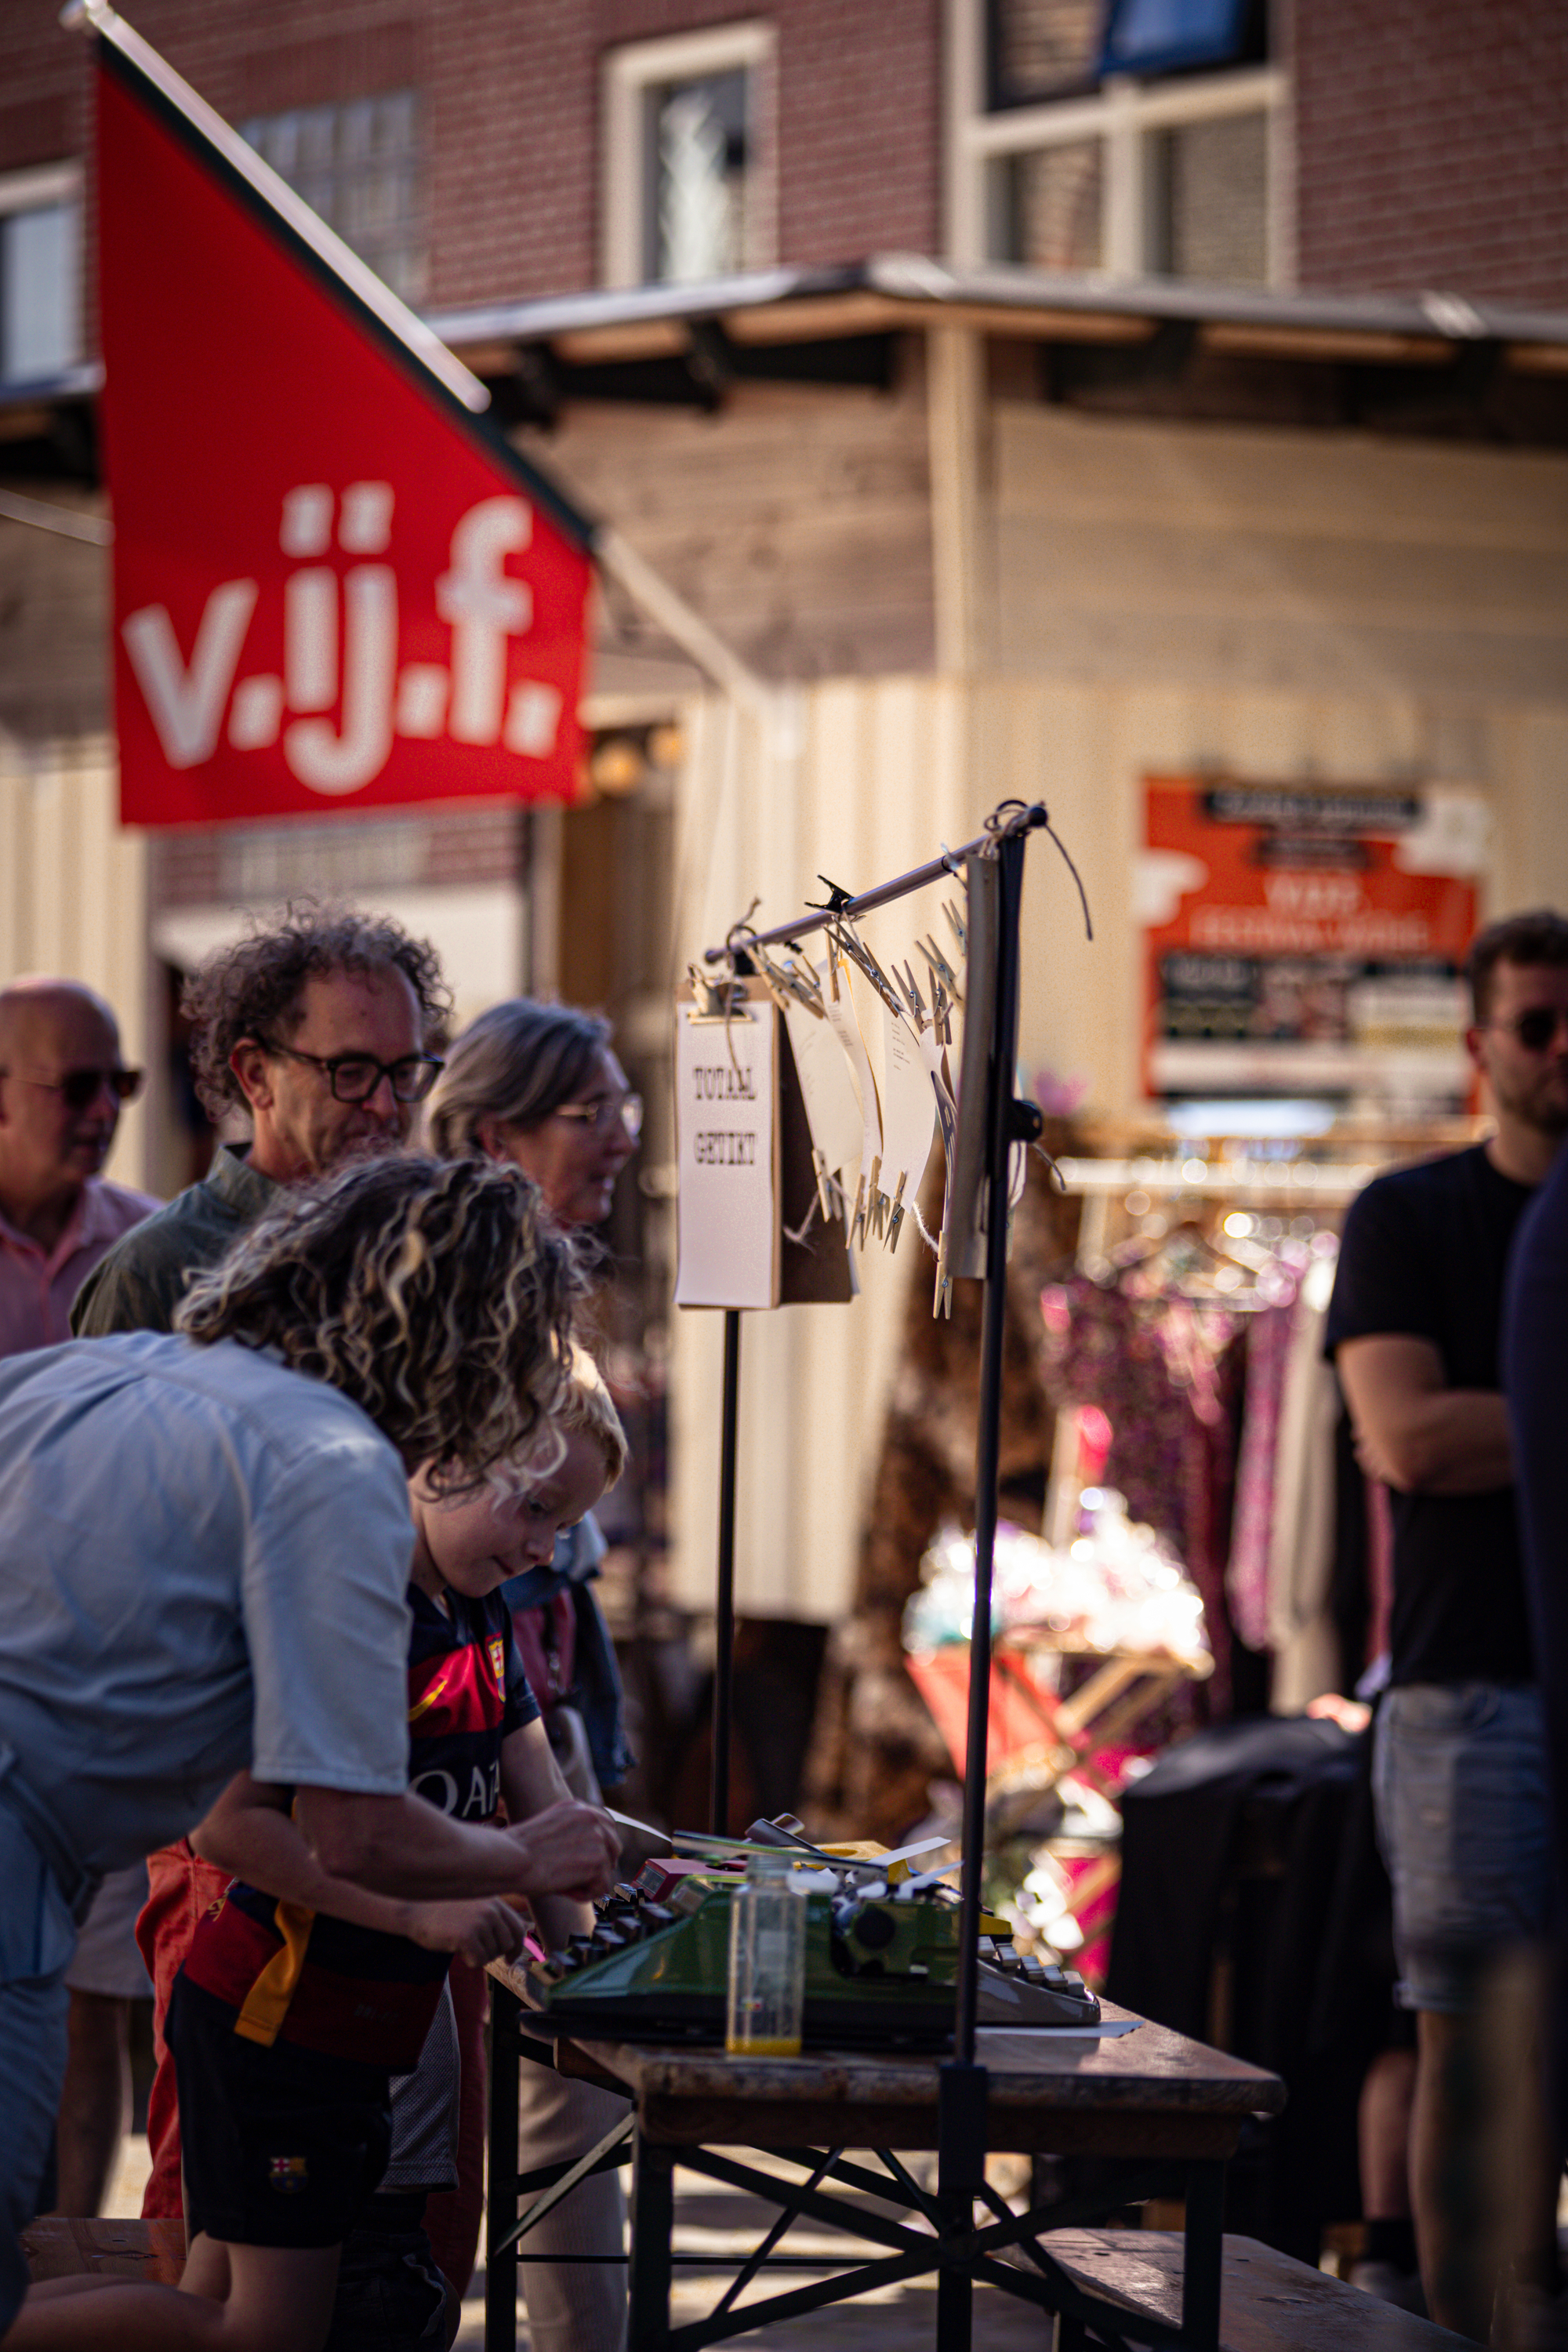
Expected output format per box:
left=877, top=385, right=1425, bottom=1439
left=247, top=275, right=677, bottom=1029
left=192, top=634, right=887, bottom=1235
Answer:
left=0, top=1154, right=620, bottom=2342
left=67, top=901, right=454, bottom=2229
left=74, top=902, right=450, bottom=1337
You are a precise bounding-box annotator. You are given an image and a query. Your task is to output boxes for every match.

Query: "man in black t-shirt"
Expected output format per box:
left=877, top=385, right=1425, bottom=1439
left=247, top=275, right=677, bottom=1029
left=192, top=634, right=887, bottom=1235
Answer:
left=1328, top=909, right=1568, bottom=2338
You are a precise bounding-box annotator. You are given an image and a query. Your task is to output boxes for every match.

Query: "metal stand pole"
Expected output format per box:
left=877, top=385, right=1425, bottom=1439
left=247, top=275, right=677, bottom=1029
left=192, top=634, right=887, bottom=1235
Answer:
left=711, top=1305, right=742, bottom=1835
left=485, top=1980, right=521, bottom=2352
left=936, top=829, right=1031, bottom=2352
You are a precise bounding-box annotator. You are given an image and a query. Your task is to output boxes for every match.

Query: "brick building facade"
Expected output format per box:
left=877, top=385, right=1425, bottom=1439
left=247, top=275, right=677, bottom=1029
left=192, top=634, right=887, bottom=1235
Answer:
left=3, top=0, right=1565, bottom=354
left=1292, top=0, right=1568, bottom=310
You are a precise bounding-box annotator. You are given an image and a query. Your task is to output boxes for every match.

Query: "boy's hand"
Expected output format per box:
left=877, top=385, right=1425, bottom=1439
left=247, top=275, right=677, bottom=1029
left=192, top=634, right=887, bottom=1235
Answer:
left=507, top=1798, right=621, bottom=1900
left=402, top=1895, right=530, bottom=1968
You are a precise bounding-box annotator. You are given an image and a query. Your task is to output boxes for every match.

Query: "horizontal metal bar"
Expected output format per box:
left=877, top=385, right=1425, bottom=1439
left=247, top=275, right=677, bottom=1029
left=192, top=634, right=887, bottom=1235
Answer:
left=702, top=806, right=1047, bottom=962
left=1054, top=1153, right=1382, bottom=1200
left=513, top=2143, right=633, bottom=2196
left=490, top=2252, right=875, bottom=2267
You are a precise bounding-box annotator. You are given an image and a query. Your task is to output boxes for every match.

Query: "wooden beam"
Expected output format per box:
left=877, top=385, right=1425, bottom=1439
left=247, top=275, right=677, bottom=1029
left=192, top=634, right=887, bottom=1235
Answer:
left=1201, top=321, right=1451, bottom=366
left=927, top=322, right=989, bottom=676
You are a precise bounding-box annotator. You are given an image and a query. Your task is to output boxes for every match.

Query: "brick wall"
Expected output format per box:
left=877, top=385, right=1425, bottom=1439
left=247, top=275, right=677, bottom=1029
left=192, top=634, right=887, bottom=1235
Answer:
left=1292, top=0, right=1568, bottom=307
left=0, top=2, right=938, bottom=333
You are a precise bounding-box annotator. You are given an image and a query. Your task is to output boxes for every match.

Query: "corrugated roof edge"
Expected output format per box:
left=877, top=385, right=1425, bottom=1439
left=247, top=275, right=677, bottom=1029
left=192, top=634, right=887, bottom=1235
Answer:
left=423, top=252, right=1568, bottom=355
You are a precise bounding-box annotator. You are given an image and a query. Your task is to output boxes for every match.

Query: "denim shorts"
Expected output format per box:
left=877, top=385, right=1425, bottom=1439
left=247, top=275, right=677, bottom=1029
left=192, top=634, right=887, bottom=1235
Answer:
left=1372, top=1682, right=1552, bottom=2015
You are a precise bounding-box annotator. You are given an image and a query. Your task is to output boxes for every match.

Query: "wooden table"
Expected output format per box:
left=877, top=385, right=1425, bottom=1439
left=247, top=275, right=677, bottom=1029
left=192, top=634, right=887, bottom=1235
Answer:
left=485, top=1989, right=1285, bottom=2352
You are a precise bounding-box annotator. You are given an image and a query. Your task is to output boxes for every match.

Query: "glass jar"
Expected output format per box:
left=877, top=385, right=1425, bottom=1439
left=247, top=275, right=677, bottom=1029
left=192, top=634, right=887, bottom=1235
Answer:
left=725, top=1847, right=807, bottom=2056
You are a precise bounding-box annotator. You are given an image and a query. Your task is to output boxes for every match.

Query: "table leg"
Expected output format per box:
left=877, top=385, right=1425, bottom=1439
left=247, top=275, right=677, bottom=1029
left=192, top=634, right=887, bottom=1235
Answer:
left=1181, top=2160, right=1225, bottom=2351
left=485, top=1982, right=522, bottom=2352
left=628, top=2132, right=675, bottom=2352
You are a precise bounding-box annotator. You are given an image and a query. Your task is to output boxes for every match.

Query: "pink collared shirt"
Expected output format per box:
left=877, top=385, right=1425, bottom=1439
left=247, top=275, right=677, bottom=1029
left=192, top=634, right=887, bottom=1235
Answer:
left=0, top=1176, right=162, bottom=1357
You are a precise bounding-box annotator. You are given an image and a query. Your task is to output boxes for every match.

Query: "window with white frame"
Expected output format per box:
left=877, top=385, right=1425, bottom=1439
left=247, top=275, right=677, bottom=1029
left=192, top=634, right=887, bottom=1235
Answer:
left=949, top=0, right=1287, bottom=287
left=0, top=163, right=82, bottom=387
left=240, top=92, right=426, bottom=304
left=602, top=23, right=776, bottom=289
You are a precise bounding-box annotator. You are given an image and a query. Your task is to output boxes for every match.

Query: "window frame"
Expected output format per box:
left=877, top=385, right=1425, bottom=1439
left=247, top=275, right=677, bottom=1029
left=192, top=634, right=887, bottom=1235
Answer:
left=0, top=159, right=84, bottom=387
left=601, top=20, right=778, bottom=291
left=237, top=93, right=428, bottom=307
left=946, top=0, right=1291, bottom=286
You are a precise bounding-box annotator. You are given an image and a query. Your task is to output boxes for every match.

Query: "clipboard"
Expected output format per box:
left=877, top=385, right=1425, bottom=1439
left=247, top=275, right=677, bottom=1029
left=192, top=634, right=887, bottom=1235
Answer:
left=673, top=978, right=855, bottom=1310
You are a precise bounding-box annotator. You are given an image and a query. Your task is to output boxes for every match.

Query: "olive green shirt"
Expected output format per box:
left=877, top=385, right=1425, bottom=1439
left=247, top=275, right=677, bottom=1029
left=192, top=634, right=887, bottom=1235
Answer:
left=71, top=1145, right=280, bottom=1337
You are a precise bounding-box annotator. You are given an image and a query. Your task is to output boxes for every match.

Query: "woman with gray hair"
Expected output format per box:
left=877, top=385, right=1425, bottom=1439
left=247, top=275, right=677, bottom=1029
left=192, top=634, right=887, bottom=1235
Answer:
left=426, top=999, right=639, bottom=1232
left=426, top=1001, right=641, bottom=2352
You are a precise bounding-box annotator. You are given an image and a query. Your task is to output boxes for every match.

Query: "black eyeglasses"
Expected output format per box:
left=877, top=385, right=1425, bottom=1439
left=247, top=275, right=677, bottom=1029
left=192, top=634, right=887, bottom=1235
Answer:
left=7, top=1066, right=144, bottom=1112
left=550, top=1092, right=643, bottom=1141
left=261, top=1041, right=445, bottom=1104
left=1483, top=1008, right=1568, bottom=1053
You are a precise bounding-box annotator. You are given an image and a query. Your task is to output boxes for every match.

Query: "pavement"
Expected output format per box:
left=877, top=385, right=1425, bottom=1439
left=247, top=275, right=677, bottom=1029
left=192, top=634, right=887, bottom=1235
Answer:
left=455, top=2148, right=1047, bottom=2351
left=107, top=2132, right=1045, bottom=2350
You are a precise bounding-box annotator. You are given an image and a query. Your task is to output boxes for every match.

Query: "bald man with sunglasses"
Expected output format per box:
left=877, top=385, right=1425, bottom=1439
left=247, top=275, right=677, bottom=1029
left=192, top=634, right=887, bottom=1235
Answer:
left=0, top=979, right=156, bottom=1359
left=0, top=978, right=160, bottom=2220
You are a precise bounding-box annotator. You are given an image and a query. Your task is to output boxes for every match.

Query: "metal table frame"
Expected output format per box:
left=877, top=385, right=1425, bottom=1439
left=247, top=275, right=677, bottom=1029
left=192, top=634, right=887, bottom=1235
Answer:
left=484, top=1984, right=1283, bottom=2352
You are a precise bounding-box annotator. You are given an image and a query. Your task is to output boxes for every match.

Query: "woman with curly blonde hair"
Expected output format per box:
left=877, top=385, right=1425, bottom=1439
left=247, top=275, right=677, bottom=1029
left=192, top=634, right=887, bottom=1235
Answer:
left=0, top=1152, right=620, bottom=2350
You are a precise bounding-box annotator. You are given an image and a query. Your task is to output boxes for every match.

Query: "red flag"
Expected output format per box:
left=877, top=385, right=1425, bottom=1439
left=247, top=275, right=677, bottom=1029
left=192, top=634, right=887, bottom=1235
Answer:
left=91, top=9, right=594, bottom=826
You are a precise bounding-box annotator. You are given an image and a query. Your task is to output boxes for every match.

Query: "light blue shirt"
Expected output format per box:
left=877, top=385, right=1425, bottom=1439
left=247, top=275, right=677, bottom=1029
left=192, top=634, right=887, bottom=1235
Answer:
left=0, top=1331, right=415, bottom=1886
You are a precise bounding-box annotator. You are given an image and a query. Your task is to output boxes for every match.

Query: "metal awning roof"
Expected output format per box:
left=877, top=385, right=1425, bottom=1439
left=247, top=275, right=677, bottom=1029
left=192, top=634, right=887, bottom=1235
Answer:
left=425, top=252, right=1568, bottom=375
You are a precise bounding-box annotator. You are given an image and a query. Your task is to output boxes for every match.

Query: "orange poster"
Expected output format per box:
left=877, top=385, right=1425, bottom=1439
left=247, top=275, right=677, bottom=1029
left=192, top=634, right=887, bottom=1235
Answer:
left=1140, top=779, right=1485, bottom=1109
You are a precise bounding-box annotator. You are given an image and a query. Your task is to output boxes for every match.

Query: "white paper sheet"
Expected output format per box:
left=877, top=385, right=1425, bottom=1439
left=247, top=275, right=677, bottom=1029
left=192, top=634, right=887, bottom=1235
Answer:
left=782, top=995, right=862, bottom=1199
left=673, top=1000, right=777, bottom=1309
left=880, top=997, right=938, bottom=1215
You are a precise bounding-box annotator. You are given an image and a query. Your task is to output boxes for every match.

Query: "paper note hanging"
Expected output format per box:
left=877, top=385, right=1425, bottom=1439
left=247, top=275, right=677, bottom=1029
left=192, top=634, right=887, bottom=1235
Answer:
left=819, top=949, right=883, bottom=1248
left=673, top=982, right=779, bottom=1309
left=781, top=995, right=862, bottom=1225
left=879, top=997, right=938, bottom=1251
left=946, top=855, right=999, bottom=1283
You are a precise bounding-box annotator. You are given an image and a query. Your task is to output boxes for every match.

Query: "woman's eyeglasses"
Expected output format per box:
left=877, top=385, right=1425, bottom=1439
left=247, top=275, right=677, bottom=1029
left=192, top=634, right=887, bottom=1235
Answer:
left=261, top=1041, right=445, bottom=1104
left=1483, top=1008, right=1568, bottom=1053
left=10, top=1066, right=144, bottom=1112
left=550, top=1093, right=643, bottom=1141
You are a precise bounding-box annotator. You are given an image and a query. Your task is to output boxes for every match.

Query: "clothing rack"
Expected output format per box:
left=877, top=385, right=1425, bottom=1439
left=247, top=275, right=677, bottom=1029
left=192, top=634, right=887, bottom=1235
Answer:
left=699, top=798, right=1062, bottom=2352
left=1053, top=1155, right=1381, bottom=1202
left=1062, top=1152, right=1382, bottom=1270
left=1054, top=1155, right=1377, bottom=1276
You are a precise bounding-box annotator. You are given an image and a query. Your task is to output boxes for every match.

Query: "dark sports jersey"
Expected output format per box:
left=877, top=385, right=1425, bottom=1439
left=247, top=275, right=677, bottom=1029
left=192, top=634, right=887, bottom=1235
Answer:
left=1326, top=1143, right=1536, bottom=1687
left=182, top=1583, right=539, bottom=2067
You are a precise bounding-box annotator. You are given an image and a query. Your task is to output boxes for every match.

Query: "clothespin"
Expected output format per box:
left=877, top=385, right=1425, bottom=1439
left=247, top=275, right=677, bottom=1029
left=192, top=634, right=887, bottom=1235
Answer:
left=930, top=975, right=953, bottom=1049
left=748, top=938, right=811, bottom=1020
left=895, top=961, right=927, bottom=1033
left=916, top=934, right=963, bottom=1009
left=943, top=895, right=967, bottom=959
left=887, top=1170, right=908, bottom=1253
left=856, top=1151, right=884, bottom=1249
left=830, top=916, right=902, bottom=1018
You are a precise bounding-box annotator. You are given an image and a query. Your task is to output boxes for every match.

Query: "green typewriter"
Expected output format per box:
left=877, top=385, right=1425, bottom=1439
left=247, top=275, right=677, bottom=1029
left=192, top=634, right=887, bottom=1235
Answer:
left=506, top=1822, right=1100, bottom=2049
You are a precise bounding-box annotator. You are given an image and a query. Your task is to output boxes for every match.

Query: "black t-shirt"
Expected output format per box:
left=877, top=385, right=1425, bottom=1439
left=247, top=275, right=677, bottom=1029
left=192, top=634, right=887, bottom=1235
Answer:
left=1326, top=1143, right=1536, bottom=1686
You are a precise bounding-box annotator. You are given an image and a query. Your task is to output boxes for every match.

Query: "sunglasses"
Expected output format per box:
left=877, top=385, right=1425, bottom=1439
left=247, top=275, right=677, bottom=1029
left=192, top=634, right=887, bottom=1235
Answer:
left=1484, top=1008, right=1568, bottom=1053
left=11, top=1065, right=144, bottom=1112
